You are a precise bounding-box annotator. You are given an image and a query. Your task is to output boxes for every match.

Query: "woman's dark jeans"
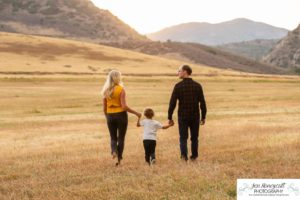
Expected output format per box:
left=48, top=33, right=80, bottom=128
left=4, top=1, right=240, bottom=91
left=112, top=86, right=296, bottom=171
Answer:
left=106, top=111, right=128, bottom=160
left=178, top=117, right=200, bottom=159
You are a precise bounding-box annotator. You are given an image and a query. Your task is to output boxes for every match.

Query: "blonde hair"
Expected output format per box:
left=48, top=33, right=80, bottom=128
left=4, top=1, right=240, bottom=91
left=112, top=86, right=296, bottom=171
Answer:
left=101, top=70, right=123, bottom=99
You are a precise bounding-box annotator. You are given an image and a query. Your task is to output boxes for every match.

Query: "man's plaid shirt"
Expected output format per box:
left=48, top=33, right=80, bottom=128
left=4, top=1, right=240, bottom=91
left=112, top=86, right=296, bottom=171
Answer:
left=168, top=78, right=207, bottom=120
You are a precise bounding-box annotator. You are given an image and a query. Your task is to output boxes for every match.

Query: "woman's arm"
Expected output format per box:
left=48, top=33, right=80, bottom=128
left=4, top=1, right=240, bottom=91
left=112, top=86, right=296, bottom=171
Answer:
left=120, top=89, right=141, bottom=117
left=103, top=98, right=107, bottom=115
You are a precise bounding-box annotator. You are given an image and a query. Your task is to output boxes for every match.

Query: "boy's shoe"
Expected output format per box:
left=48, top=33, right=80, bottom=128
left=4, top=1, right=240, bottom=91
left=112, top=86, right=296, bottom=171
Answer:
left=112, top=151, right=117, bottom=159
left=150, top=158, right=156, bottom=166
left=115, top=157, right=121, bottom=166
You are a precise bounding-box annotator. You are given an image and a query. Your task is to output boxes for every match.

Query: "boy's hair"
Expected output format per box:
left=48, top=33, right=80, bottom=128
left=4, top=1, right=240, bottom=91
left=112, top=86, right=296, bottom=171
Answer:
left=181, top=65, right=192, bottom=75
left=144, top=108, right=154, bottom=119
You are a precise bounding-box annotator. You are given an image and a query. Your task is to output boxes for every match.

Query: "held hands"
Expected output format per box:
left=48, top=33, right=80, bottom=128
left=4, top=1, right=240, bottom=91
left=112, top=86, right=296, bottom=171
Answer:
left=200, top=119, right=205, bottom=125
left=136, top=113, right=142, bottom=127
left=168, top=120, right=174, bottom=126
left=162, top=120, right=174, bottom=129
left=168, top=119, right=205, bottom=125
left=136, top=112, right=142, bottom=118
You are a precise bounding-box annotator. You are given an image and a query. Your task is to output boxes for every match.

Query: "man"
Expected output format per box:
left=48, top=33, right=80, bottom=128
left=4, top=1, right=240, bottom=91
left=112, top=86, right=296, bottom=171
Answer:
left=168, top=65, right=207, bottom=161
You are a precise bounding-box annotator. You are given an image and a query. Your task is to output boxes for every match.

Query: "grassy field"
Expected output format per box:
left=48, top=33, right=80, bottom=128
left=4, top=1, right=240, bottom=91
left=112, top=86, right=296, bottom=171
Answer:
left=1, top=74, right=299, bottom=200
left=0, top=32, right=231, bottom=76
left=0, top=32, right=299, bottom=199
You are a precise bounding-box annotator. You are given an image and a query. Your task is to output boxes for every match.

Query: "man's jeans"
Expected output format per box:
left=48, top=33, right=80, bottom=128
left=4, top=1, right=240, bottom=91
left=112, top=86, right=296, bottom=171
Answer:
left=106, top=111, right=128, bottom=160
left=178, top=117, right=200, bottom=159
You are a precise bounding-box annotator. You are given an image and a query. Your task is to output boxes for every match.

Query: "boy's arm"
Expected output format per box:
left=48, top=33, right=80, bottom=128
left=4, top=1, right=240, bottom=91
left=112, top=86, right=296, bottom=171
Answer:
left=137, top=117, right=141, bottom=127
left=162, top=122, right=174, bottom=129
left=162, top=124, right=171, bottom=129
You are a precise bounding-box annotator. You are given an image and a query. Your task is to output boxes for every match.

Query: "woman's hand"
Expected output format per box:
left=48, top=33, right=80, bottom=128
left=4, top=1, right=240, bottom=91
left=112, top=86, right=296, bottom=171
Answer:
left=136, top=112, right=142, bottom=118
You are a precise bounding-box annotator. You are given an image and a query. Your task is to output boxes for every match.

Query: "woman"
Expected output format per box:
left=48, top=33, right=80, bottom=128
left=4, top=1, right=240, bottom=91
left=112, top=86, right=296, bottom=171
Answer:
left=101, top=70, right=141, bottom=166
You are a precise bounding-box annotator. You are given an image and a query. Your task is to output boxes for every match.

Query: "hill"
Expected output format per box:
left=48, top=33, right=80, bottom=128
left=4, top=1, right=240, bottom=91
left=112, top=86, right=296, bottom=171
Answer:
left=147, top=18, right=288, bottom=46
left=0, top=31, right=237, bottom=76
left=217, top=39, right=279, bottom=60
left=105, top=40, right=288, bottom=74
left=0, top=0, right=146, bottom=43
left=263, top=24, right=300, bottom=74
left=0, top=2, right=290, bottom=75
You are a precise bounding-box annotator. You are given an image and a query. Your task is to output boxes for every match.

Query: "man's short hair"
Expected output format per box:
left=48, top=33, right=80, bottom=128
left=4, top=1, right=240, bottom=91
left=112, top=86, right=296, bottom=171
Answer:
left=181, top=65, right=192, bottom=75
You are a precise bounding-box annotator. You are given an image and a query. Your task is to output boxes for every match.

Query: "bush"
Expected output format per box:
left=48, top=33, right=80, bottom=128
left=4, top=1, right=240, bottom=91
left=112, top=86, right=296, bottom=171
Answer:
left=294, top=67, right=300, bottom=74
left=40, top=7, right=60, bottom=15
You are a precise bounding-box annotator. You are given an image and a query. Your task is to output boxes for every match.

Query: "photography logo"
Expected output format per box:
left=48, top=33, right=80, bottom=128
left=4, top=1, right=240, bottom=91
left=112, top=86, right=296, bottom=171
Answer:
left=237, top=179, right=300, bottom=200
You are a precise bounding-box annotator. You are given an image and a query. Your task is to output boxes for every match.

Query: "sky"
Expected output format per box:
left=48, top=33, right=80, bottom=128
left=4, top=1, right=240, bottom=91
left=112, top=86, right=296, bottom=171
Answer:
left=91, top=0, right=300, bottom=34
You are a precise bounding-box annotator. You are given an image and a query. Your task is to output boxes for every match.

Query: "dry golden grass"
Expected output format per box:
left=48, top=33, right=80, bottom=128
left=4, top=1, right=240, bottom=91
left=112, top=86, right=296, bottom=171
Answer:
left=0, top=31, right=228, bottom=75
left=0, top=74, right=299, bottom=200
left=0, top=32, right=299, bottom=200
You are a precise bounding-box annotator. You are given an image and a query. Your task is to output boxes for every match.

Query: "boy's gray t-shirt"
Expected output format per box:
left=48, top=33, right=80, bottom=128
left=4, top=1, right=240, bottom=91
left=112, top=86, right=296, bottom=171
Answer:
left=140, top=119, right=163, bottom=140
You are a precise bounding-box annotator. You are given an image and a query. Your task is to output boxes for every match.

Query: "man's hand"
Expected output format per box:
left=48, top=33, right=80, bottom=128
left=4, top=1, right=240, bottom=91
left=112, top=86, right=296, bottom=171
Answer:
left=168, top=119, right=174, bottom=126
left=200, top=119, right=205, bottom=125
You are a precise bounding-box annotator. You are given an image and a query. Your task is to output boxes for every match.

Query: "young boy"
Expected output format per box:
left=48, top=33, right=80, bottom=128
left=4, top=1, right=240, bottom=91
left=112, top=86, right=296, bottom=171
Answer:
left=137, top=108, right=173, bottom=165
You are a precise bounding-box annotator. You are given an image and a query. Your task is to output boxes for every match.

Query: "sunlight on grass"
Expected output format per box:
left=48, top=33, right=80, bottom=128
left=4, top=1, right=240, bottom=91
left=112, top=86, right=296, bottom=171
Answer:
left=0, top=74, right=299, bottom=200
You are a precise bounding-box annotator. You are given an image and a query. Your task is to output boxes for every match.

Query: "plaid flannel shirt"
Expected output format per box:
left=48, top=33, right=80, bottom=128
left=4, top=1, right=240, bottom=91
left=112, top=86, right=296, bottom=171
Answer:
left=168, top=78, right=207, bottom=120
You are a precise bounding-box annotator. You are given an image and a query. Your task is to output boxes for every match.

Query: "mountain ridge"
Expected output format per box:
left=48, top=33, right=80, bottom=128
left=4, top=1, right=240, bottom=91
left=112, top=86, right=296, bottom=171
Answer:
left=104, top=40, right=288, bottom=74
left=0, top=1, right=293, bottom=75
left=147, top=18, right=288, bottom=46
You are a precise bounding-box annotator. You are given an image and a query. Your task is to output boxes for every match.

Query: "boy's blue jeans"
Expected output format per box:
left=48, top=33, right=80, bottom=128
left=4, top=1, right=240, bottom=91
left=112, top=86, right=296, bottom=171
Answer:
left=178, top=117, right=200, bottom=159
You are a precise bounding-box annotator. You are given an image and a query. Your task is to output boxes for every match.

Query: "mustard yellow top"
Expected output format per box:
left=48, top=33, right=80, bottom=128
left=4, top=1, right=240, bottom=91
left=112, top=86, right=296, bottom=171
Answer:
left=106, top=85, right=126, bottom=113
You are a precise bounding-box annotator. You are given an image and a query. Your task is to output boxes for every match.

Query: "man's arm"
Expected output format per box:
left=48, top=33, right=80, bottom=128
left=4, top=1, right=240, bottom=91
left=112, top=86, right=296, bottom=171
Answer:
left=168, top=85, right=178, bottom=122
left=199, top=85, right=207, bottom=125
